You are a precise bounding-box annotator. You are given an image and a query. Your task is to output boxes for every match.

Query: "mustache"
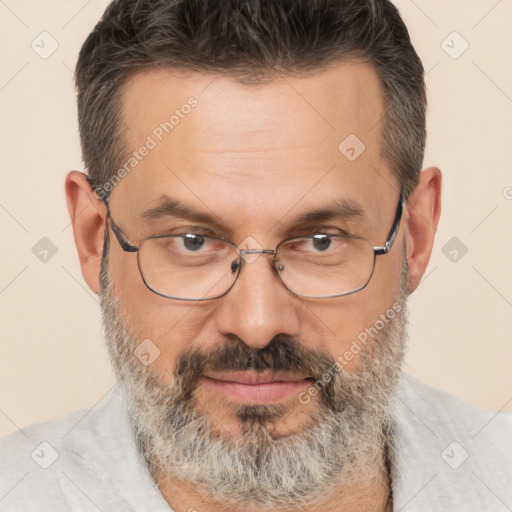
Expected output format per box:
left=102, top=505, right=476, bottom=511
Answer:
left=172, top=334, right=341, bottom=410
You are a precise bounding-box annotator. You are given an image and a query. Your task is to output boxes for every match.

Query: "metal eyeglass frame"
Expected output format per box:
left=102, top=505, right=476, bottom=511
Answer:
left=101, top=193, right=405, bottom=300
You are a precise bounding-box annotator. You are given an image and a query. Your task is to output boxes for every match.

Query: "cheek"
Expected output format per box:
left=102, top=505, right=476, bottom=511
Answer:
left=301, top=298, right=375, bottom=355
left=303, top=256, right=403, bottom=370
left=111, top=254, right=218, bottom=374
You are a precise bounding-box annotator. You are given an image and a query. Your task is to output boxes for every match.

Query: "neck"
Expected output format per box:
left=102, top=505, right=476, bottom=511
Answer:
left=155, top=457, right=391, bottom=512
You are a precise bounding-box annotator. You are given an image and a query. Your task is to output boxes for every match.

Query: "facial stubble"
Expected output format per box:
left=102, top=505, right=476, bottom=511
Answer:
left=99, top=256, right=408, bottom=509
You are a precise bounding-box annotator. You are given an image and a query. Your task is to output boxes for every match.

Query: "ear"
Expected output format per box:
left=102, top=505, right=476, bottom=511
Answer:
left=65, top=171, right=107, bottom=294
left=405, top=167, right=442, bottom=294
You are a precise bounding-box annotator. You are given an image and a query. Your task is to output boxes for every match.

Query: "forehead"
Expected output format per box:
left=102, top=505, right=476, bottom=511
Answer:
left=113, top=62, right=394, bottom=232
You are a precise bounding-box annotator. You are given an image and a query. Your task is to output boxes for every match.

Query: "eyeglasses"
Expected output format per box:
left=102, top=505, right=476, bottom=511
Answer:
left=102, top=194, right=404, bottom=301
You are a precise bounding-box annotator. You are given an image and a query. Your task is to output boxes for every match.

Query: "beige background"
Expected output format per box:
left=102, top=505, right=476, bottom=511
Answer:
left=0, top=0, right=511, bottom=437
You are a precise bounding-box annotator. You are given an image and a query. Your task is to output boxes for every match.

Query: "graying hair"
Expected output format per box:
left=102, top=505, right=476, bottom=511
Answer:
left=98, top=247, right=410, bottom=508
left=76, top=0, right=426, bottom=200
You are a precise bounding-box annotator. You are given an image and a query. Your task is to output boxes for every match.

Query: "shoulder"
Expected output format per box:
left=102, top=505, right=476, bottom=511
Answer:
left=395, top=372, right=512, bottom=443
left=0, top=387, right=167, bottom=511
left=0, top=388, right=126, bottom=510
left=0, top=405, right=92, bottom=510
left=391, top=373, right=512, bottom=512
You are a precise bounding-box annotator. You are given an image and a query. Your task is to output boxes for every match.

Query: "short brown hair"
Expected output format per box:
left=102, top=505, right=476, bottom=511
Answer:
left=76, top=0, right=426, bottom=200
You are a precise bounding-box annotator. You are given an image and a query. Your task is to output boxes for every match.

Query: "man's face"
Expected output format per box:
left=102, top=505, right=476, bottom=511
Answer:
left=100, top=62, right=408, bottom=505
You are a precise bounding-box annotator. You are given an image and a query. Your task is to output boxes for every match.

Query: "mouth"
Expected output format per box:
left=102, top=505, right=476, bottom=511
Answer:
left=201, top=371, right=313, bottom=404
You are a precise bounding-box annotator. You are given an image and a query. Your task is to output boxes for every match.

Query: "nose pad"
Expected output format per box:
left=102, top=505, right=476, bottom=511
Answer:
left=231, top=258, right=241, bottom=274
left=229, top=251, right=285, bottom=290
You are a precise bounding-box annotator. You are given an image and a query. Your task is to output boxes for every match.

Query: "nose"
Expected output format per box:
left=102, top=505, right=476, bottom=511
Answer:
left=215, top=252, right=301, bottom=350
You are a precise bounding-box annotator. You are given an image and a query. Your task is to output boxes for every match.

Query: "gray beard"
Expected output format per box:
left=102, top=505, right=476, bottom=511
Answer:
left=99, top=255, right=408, bottom=509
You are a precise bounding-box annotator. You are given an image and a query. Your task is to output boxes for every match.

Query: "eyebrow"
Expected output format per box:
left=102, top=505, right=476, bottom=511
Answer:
left=141, top=194, right=367, bottom=232
left=291, top=197, right=367, bottom=228
left=143, top=196, right=218, bottom=223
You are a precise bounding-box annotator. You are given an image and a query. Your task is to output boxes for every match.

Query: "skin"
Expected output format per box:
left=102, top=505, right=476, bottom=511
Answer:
left=65, top=61, right=441, bottom=511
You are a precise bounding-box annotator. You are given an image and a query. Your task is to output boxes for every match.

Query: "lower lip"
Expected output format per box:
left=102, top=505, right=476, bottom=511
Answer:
left=202, top=377, right=312, bottom=404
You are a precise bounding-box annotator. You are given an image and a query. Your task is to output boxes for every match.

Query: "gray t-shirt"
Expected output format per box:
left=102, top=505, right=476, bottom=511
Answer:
left=0, top=373, right=511, bottom=511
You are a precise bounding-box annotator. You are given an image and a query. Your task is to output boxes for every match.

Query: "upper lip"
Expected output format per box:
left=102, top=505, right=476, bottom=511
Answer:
left=204, top=371, right=311, bottom=385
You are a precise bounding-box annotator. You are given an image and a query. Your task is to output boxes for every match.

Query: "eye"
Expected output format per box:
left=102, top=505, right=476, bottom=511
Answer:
left=146, top=233, right=231, bottom=272
left=180, top=234, right=206, bottom=252
left=174, top=233, right=226, bottom=254
left=311, top=235, right=332, bottom=251
left=285, top=234, right=347, bottom=255
left=169, top=233, right=228, bottom=256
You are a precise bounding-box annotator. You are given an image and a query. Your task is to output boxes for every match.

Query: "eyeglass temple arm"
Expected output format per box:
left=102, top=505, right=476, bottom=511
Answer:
left=373, top=193, right=405, bottom=256
left=95, top=181, right=405, bottom=257
left=102, top=197, right=138, bottom=253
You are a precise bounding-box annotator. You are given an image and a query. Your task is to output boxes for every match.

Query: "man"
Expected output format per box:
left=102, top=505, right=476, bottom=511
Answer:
left=0, top=0, right=510, bottom=511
